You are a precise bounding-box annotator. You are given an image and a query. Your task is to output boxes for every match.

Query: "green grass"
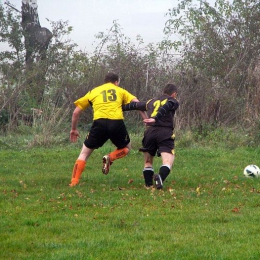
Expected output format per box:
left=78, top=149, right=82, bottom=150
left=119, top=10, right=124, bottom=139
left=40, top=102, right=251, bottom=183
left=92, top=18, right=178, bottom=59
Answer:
left=1, top=139, right=260, bottom=259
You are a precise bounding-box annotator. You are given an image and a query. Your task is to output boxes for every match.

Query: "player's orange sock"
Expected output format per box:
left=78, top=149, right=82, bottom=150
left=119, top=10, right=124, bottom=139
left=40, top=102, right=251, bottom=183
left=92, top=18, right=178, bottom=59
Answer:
left=109, top=147, right=129, bottom=162
left=70, top=159, right=86, bottom=186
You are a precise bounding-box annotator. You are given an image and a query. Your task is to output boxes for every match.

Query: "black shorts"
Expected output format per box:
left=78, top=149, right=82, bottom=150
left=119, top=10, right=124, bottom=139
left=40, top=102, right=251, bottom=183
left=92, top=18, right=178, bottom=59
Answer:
left=139, top=126, right=175, bottom=157
left=84, top=119, right=130, bottom=149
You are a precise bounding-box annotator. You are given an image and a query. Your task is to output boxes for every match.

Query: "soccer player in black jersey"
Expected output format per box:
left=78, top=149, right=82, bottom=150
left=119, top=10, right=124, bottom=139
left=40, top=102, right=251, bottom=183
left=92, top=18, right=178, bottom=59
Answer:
left=123, top=83, right=179, bottom=189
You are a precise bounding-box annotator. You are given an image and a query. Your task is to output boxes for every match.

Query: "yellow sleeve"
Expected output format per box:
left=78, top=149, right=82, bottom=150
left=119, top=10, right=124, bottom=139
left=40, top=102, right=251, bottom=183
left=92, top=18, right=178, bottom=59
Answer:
left=74, top=92, right=90, bottom=110
left=122, top=89, right=137, bottom=104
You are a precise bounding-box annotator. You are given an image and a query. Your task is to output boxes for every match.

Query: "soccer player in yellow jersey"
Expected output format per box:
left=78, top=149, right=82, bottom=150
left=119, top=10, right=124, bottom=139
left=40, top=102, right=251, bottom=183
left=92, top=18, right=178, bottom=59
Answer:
left=69, top=72, right=146, bottom=186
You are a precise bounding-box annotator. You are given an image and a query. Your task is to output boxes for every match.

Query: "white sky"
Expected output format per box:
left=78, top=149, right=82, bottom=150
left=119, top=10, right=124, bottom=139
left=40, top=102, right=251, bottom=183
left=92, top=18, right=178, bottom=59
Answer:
left=0, top=0, right=222, bottom=52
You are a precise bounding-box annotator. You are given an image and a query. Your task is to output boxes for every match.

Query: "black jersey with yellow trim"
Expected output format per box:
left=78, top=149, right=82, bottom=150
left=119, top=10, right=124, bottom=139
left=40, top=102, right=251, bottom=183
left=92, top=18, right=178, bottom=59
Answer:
left=146, top=94, right=179, bottom=128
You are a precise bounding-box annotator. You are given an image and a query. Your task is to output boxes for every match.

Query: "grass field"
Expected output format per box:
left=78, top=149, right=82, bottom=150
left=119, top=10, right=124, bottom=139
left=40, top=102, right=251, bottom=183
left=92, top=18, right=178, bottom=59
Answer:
left=1, top=136, right=260, bottom=259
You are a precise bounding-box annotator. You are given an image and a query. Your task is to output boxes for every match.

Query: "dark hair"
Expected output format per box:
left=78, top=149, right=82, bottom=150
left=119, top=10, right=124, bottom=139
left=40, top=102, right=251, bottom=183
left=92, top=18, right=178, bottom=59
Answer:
left=163, top=83, right=177, bottom=95
left=104, top=72, right=119, bottom=83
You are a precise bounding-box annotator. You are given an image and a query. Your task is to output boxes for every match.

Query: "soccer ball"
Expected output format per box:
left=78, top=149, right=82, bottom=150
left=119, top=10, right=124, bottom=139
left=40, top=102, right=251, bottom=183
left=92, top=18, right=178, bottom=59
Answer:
left=243, top=165, right=260, bottom=178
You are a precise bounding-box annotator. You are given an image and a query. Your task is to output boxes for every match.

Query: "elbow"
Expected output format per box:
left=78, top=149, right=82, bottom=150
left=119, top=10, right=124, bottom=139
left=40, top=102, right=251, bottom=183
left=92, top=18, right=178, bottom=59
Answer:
left=72, top=107, right=82, bottom=118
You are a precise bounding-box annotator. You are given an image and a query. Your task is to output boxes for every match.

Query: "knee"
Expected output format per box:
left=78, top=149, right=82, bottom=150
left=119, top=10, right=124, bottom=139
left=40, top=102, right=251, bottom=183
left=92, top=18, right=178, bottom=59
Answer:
left=126, top=143, right=131, bottom=151
left=125, top=147, right=130, bottom=155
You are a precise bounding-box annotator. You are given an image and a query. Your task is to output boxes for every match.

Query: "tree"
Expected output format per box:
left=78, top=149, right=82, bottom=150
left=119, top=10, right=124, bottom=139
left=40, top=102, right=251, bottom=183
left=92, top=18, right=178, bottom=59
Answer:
left=163, top=0, right=260, bottom=128
left=1, top=0, right=53, bottom=112
left=21, top=0, right=52, bottom=105
left=21, top=0, right=52, bottom=66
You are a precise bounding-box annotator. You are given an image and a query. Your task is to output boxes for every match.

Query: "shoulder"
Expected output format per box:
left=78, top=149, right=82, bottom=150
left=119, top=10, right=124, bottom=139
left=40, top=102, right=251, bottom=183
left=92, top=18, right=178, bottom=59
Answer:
left=118, top=87, right=136, bottom=97
left=168, top=97, right=179, bottom=104
left=168, top=97, right=179, bottom=110
left=117, top=85, right=129, bottom=92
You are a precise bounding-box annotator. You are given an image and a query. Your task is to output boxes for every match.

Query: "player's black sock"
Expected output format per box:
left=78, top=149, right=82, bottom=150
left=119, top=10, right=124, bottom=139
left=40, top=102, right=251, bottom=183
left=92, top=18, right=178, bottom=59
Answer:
left=143, top=167, right=154, bottom=187
left=159, top=165, right=170, bottom=182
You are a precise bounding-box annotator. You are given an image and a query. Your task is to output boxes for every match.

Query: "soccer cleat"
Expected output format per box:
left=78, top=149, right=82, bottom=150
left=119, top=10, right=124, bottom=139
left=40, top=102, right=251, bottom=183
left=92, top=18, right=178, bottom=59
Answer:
left=154, top=174, right=163, bottom=189
left=69, top=180, right=79, bottom=187
left=102, top=155, right=111, bottom=175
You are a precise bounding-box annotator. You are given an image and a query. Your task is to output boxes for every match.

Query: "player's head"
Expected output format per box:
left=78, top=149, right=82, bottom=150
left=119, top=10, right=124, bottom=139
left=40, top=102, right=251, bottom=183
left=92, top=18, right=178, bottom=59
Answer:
left=104, top=72, right=119, bottom=83
left=163, top=83, right=178, bottom=96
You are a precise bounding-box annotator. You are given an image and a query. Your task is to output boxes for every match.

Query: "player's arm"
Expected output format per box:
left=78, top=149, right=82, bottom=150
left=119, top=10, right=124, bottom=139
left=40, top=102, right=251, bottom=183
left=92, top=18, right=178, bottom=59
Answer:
left=122, top=101, right=147, bottom=111
left=131, top=98, right=148, bottom=120
left=143, top=99, right=179, bottom=123
left=70, top=106, right=82, bottom=143
left=123, top=99, right=148, bottom=120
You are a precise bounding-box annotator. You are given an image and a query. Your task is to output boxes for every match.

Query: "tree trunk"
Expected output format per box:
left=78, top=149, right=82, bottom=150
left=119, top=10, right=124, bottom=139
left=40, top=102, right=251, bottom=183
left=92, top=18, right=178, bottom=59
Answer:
left=21, top=0, right=52, bottom=105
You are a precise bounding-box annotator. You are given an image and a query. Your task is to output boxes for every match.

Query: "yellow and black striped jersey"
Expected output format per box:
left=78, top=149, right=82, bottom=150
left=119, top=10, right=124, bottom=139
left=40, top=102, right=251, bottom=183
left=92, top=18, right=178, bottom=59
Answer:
left=74, top=83, right=136, bottom=120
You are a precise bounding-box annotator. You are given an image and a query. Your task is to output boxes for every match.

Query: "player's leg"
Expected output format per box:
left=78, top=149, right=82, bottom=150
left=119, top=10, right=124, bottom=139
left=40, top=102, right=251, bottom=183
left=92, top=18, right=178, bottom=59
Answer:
left=103, top=120, right=130, bottom=174
left=102, top=143, right=130, bottom=175
left=142, top=152, right=154, bottom=187
left=139, top=128, right=157, bottom=187
left=108, top=142, right=130, bottom=161
left=70, top=144, right=94, bottom=186
left=154, top=131, right=175, bottom=189
left=154, top=152, right=175, bottom=189
left=70, top=120, right=107, bottom=186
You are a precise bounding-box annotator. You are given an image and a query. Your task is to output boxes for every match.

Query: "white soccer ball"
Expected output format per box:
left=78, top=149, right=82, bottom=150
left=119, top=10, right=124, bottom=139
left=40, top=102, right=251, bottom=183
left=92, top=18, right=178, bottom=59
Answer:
left=243, top=165, right=260, bottom=178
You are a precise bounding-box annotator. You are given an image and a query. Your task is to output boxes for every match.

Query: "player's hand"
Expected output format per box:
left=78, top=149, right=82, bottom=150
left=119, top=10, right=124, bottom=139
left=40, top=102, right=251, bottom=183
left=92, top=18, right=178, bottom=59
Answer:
left=143, top=118, right=155, bottom=124
left=70, top=130, right=79, bottom=142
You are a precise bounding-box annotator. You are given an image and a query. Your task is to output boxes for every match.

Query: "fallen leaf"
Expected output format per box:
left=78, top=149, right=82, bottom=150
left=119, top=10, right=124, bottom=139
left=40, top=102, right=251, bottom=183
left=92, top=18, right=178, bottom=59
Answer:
left=232, top=207, right=240, bottom=213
